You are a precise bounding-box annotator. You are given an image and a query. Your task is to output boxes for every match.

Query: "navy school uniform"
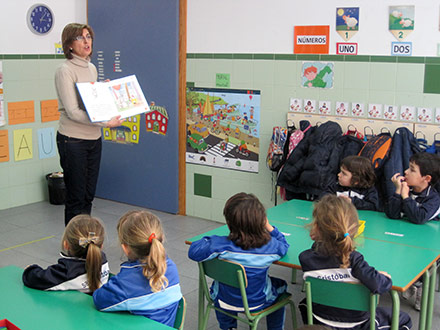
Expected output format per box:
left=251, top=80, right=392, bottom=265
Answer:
left=22, top=252, right=109, bottom=293
left=385, top=185, right=440, bottom=224
left=299, top=245, right=412, bottom=330
left=188, top=226, right=289, bottom=330
left=93, top=257, right=182, bottom=327
left=324, top=182, right=380, bottom=211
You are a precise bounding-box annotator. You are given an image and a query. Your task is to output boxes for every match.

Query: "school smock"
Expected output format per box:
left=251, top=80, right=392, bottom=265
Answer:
left=384, top=185, right=440, bottom=224
left=299, top=245, right=391, bottom=327
left=188, top=226, right=289, bottom=311
left=93, top=257, right=182, bottom=327
left=324, top=182, right=380, bottom=211
left=22, top=252, right=109, bottom=293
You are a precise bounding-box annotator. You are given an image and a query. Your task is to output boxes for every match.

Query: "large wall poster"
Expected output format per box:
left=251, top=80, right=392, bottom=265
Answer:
left=186, top=87, right=260, bottom=173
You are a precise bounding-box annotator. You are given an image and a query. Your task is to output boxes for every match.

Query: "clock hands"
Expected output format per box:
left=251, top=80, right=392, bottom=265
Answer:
left=40, top=10, right=48, bottom=22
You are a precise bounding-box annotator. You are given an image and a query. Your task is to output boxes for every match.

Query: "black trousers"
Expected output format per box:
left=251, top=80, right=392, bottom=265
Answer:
left=56, top=132, right=102, bottom=226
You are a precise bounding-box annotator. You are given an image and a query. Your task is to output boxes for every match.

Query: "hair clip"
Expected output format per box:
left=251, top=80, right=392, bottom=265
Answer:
left=79, top=232, right=98, bottom=248
left=148, top=233, right=156, bottom=243
left=344, top=233, right=349, bottom=238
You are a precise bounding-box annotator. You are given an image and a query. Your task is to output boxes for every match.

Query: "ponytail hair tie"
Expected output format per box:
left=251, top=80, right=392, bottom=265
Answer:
left=148, top=233, right=156, bottom=243
left=344, top=233, right=349, bottom=238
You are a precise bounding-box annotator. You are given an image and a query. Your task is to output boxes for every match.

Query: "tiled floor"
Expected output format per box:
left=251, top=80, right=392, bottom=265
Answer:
left=0, top=198, right=438, bottom=329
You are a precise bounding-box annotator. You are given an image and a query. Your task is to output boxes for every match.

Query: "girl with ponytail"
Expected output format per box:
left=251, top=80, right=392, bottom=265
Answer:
left=298, top=195, right=411, bottom=329
left=93, top=210, right=182, bottom=327
left=23, top=215, right=109, bottom=293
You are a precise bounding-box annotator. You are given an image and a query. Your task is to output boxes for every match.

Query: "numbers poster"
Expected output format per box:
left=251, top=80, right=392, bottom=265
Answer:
left=186, top=87, right=260, bottom=173
left=336, top=7, right=359, bottom=41
left=389, top=6, right=414, bottom=40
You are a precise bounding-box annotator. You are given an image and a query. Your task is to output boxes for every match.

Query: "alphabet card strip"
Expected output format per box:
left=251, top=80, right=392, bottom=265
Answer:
left=38, top=127, right=56, bottom=159
left=389, top=6, right=414, bottom=41
left=13, top=128, right=33, bottom=161
left=336, top=7, right=359, bottom=41
left=8, top=101, right=35, bottom=125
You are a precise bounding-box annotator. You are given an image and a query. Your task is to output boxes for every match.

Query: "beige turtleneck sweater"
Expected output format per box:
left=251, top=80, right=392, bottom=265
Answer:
left=55, top=54, right=105, bottom=140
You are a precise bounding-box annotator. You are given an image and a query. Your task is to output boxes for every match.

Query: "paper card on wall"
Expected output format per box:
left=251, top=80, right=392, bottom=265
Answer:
left=435, top=108, right=440, bottom=123
left=389, top=6, right=414, bottom=40
left=8, top=101, right=35, bottom=125
left=289, top=98, right=303, bottom=112
left=41, top=99, right=59, bottom=122
left=318, top=101, right=331, bottom=114
left=38, top=127, right=56, bottom=159
left=216, top=73, right=230, bottom=88
left=417, top=107, right=433, bottom=123
left=0, top=130, right=9, bottom=162
left=301, top=62, right=333, bottom=89
left=303, top=99, right=316, bottom=113
left=368, top=104, right=383, bottom=119
left=336, top=7, right=359, bottom=41
left=103, top=114, right=141, bottom=144
left=383, top=105, right=398, bottom=120
left=351, top=102, right=365, bottom=117
left=294, top=25, right=329, bottom=54
left=400, top=106, right=415, bottom=121
left=335, top=101, right=349, bottom=116
left=13, top=128, right=33, bottom=161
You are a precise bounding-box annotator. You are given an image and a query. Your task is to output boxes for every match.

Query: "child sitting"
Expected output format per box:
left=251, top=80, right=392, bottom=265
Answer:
left=188, top=192, right=290, bottom=330
left=385, top=152, right=440, bottom=224
left=299, top=195, right=412, bottom=329
left=93, top=210, right=182, bottom=327
left=323, top=155, right=380, bottom=211
left=22, top=214, right=109, bottom=293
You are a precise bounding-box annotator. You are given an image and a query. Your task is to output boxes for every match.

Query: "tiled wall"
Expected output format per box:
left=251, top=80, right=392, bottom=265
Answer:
left=186, top=53, right=440, bottom=223
left=0, top=55, right=64, bottom=210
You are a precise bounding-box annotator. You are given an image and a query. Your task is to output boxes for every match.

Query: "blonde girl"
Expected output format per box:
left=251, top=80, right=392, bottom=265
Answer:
left=298, top=195, right=411, bottom=329
left=93, top=210, right=182, bottom=327
left=23, top=215, right=109, bottom=293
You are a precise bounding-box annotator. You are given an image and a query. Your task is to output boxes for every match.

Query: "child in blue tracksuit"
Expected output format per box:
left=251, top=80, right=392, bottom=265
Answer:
left=188, top=192, right=290, bottom=330
left=299, top=195, right=412, bottom=329
left=385, top=152, right=440, bottom=224
left=323, top=155, right=380, bottom=211
left=93, top=210, right=182, bottom=327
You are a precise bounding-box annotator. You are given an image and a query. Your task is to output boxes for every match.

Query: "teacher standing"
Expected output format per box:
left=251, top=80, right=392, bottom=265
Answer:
left=55, top=23, right=124, bottom=226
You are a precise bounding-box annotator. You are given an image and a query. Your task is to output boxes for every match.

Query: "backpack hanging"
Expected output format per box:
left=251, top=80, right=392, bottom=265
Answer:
left=358, top=133, right=392, bottom=170
left=266, top=126, right=288, bottom=172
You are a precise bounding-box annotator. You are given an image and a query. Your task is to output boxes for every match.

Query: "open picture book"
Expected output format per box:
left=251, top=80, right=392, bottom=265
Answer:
left=76, top=75, right=150, bottom=122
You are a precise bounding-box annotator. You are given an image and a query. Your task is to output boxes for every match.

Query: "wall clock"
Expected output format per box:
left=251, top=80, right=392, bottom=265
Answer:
left=27, top=4, right=54, bottom=35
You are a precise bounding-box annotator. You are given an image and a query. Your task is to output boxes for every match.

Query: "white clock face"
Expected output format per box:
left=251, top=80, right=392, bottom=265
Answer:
left=27, top=4, right=54, bottom=35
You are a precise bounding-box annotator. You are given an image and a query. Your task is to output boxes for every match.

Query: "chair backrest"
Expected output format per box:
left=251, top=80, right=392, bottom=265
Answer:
left=173, top=296, right=186, bottom=330
left=200, top=258, right=248, bottom=289
left=305, top=277, right=377, bottom=312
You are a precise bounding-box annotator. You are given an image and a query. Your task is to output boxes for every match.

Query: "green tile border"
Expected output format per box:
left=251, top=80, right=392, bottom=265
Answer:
left=186, top=53, right=432, bottom=64
left=0, top=54, right=65, bottom=59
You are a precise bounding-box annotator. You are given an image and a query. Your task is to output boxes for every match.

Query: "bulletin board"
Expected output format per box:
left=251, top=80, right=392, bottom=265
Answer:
left=88, top=0, right=183, bottom=214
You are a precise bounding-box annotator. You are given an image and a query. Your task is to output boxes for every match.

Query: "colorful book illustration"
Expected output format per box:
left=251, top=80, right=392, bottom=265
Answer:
left=76, top=75, right=150, bottom=122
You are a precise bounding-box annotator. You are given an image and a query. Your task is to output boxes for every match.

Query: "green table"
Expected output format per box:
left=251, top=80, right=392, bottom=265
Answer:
left=188, top=199, right=440, bottom=330
left=0, top=265, right=173, bottom=330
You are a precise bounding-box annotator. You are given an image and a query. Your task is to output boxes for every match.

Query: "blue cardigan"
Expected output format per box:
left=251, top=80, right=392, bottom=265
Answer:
left=188, top=226, right=289, bottom=310
left=93, top=257, right=182, bottom=327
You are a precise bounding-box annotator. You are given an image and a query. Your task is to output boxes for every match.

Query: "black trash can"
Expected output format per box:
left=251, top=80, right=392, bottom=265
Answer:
left=46, top=172, right=66, bottom=205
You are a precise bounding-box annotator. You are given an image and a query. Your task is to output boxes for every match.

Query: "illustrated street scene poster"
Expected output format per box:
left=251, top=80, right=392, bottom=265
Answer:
left=336, top=7, right=359, bottom=41
left=302, top=62, right=334, bottom=89
left=389, top=6, right=414, bottom=40
left=186, top=87, right=260, bottom=173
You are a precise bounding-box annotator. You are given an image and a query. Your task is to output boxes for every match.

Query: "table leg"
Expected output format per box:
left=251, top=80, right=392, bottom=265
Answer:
left=426, top=264, right=437, bottom=330
left=291, top=269, right=297, bottom=284
left=418, top=270, right=430, bottom=330
left=390, top=290, right=400, bottom=330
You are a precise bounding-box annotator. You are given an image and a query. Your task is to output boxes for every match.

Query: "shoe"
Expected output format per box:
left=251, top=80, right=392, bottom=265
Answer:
left=402, top=285, right=416, bottom=300
left=415, top=286, right=422, bottom=311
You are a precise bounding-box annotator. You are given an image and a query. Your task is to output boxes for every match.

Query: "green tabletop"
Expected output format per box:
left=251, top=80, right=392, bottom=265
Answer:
left=0, top=265, right=173, bottom=330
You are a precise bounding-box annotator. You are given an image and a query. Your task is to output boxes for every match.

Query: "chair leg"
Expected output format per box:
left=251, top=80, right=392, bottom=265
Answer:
left=289, top=301, right=297, bottom=329
left=291, top=269, right=297, bottom=284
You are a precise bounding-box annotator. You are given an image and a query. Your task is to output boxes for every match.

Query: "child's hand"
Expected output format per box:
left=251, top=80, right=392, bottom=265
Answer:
left=265, top=218, right=274, bottom=232
left=379, top=271, right=391, bottom=279
left=401, top=181, right=410, bottom=199
left=391, top=173, right=405, bottom=194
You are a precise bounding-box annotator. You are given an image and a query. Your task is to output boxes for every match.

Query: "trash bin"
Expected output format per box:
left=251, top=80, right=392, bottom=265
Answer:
left=46, top=172, right=66, bottom=205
